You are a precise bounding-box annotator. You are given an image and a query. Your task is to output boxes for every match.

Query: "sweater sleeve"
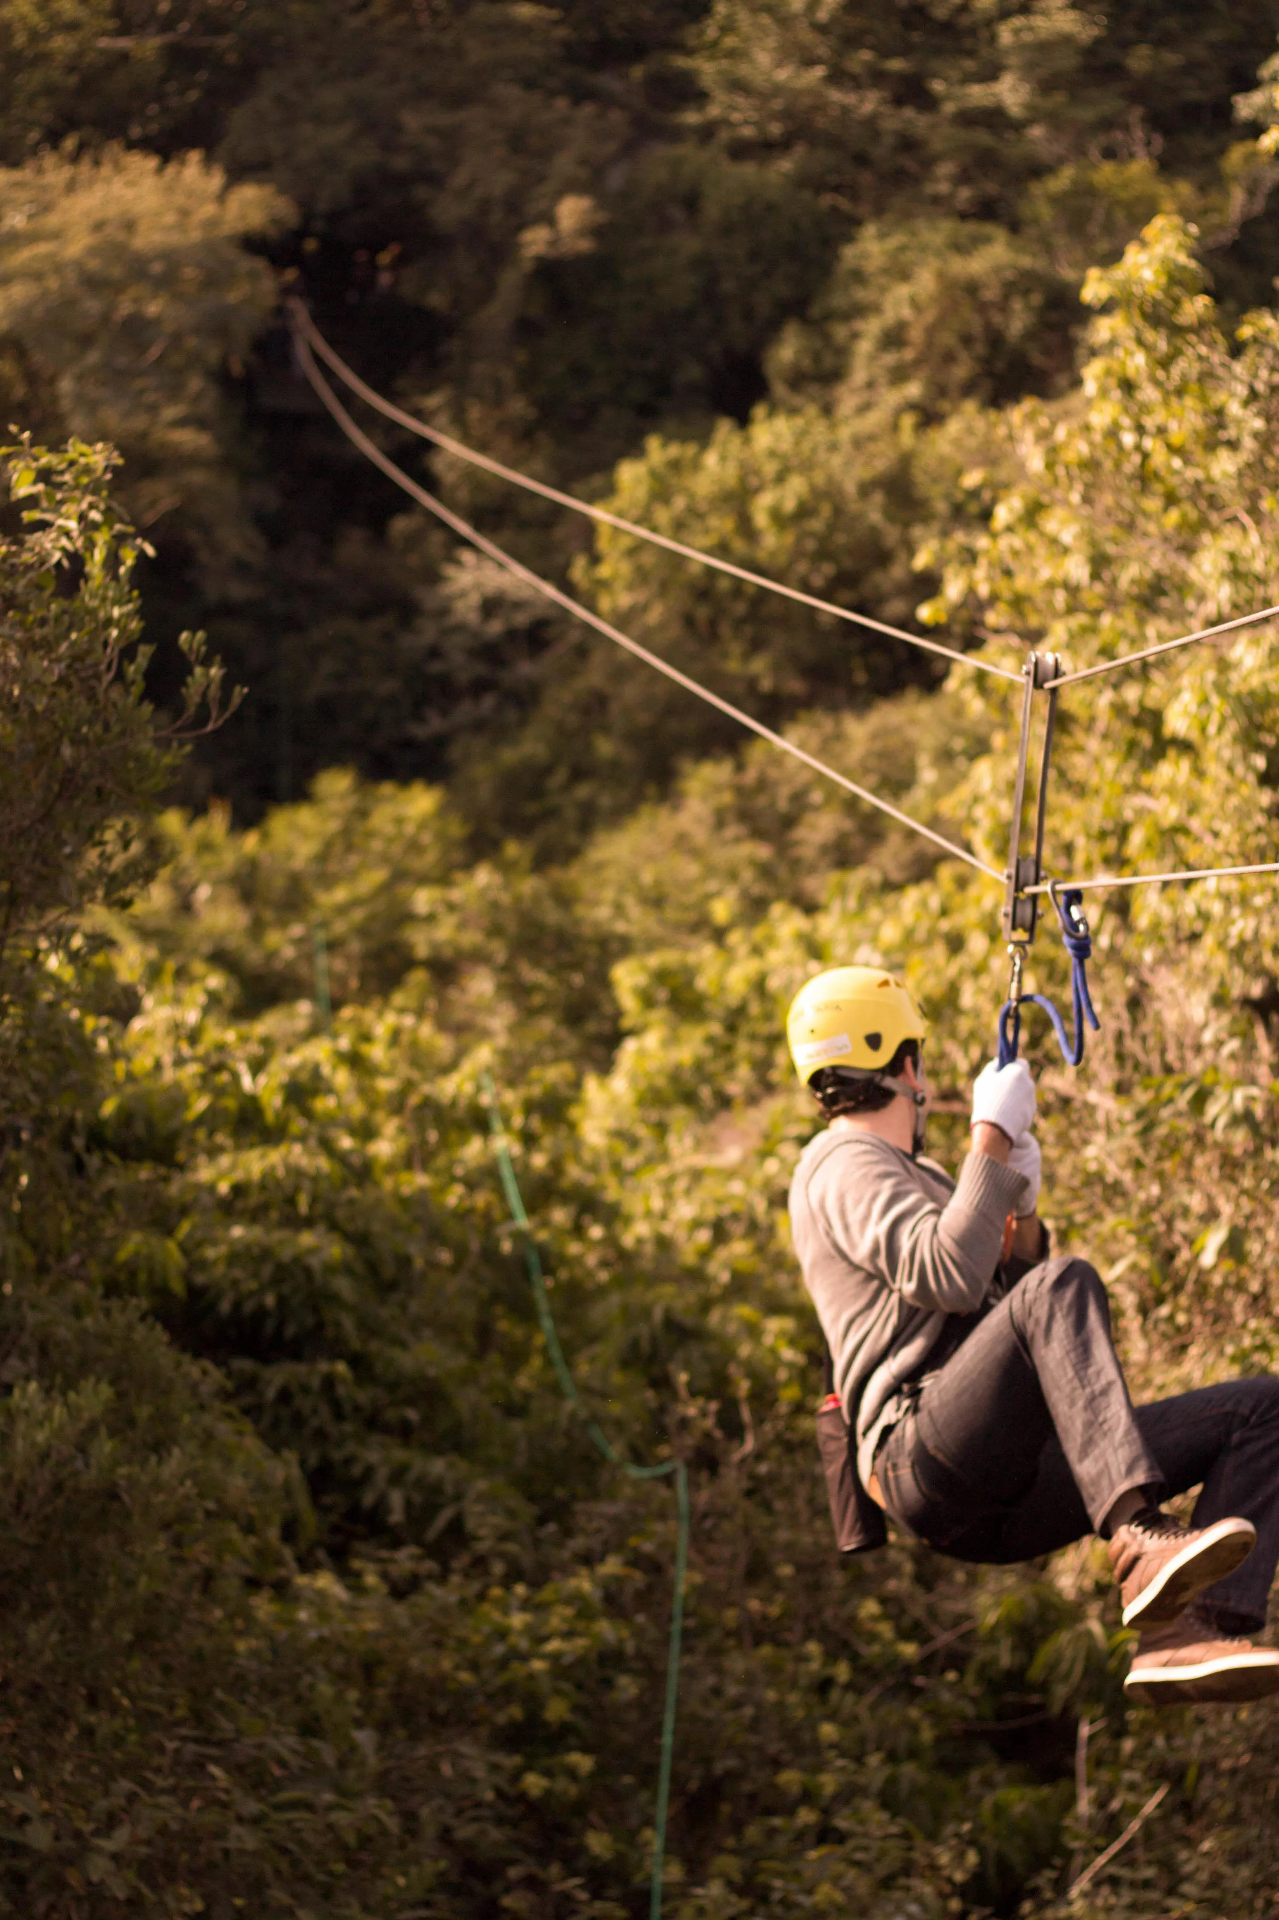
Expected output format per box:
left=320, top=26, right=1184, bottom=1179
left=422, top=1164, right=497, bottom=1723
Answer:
left=818, top=1143, right=1029, bottom=1315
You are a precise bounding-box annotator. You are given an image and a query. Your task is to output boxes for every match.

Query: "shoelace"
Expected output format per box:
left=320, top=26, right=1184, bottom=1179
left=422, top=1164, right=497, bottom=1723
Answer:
left=1137, top=1609, right=1254, bottom=1653
left=1127, top=1506, right=1186, bottom=1544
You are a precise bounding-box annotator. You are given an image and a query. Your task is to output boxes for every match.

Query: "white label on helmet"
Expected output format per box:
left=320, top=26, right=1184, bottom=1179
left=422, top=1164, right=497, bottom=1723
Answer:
left=794, top=1033, right=852, bottom=1067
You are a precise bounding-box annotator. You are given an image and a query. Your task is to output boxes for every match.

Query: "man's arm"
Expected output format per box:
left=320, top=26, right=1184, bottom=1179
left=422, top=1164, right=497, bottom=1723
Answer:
left=972, top=1121, right=1013, bottom=1164
left=821, top=1138, right=1031, bottom=1315
left=813, top=1061, right=1038, bottom=1314
left=975, top=1112, right=1044, bottom=1263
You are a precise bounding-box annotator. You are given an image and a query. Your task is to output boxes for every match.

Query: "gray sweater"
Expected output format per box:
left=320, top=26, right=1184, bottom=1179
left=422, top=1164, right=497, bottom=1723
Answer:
left=789, top=1129, right=1029, bottom=1486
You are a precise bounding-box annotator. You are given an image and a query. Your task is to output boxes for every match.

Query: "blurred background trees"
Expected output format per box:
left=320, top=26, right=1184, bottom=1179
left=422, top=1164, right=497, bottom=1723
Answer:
left=4, top=0, right=1279, bottom=839
left=8, top=6, right=1279, bottom=1915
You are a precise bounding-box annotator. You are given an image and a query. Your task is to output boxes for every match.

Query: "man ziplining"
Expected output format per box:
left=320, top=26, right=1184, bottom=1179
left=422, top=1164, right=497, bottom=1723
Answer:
left=295, top=302, right=1279, bottom=1704
left=787, top=967, right=1279, bottom=1705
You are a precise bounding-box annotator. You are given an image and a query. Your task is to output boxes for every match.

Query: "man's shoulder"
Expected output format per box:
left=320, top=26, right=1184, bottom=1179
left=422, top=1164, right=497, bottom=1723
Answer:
left=794, top=1125, right=892, bottom=1171
left=793, top=1128, right=942, bottom=1188
left=791, top=1129, right=955, bottom=1203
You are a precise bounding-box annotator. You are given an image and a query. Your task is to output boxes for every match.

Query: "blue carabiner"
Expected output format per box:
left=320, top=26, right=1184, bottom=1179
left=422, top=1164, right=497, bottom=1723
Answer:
left=997, top=887, right=1100, bottom=1067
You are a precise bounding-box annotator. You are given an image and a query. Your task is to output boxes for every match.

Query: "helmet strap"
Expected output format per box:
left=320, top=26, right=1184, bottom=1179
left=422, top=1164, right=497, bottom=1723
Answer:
left=876, top=1074, right=928, bottom=1156
left=818, top=1067, right=928, bottom=1157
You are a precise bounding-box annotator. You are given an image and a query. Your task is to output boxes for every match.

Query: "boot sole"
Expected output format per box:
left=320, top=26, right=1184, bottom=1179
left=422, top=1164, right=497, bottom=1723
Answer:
left=1124, top=1649, right=1279, bottom=1707
left=1121, top=1517, right=1257, bottom=1628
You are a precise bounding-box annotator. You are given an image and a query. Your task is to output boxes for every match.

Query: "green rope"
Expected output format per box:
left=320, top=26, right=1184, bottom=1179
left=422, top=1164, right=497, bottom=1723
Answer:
left=482, top=1076, right=688, bottom=1920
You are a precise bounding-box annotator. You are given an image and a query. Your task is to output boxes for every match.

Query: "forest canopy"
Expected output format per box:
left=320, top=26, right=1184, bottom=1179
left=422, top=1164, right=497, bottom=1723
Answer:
left=8, top=5, right=1279, bottom=1917
left=3, top=0, right=1279, bottom=831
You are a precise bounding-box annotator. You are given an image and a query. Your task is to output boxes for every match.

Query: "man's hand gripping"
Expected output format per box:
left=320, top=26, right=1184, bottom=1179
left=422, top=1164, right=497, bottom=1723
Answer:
left=970, top=1058, right=1043, bottom=1262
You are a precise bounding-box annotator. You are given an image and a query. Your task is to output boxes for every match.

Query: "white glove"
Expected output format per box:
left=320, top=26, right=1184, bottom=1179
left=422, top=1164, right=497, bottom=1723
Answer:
left=1005, top=1132, right=1042, bottom=1217
left=970, top=1057, right=1037, bottom=1142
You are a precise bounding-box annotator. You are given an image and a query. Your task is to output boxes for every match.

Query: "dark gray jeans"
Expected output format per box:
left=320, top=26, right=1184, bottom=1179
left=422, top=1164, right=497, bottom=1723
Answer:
left=876, top=1256, right=1279, bottom=1634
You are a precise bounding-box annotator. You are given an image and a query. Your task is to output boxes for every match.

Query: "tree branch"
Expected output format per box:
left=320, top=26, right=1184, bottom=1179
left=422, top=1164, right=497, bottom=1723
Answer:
left=1068, top=1782, right=1169, bottom=1901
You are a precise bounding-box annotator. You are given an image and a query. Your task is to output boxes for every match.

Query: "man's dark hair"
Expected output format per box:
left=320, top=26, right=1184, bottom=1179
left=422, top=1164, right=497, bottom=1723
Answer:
left=809, top=1039, right=920, bottom=1117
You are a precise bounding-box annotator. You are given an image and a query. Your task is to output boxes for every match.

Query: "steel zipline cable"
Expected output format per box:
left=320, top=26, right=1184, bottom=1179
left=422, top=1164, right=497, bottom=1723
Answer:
left=288, top=299, right=1024, bottom=686
left=292, top=321, right=1004, bottom=883
left=1044, top=603, right=1279, bottom=689
left=293, top=308, right=1279, bottom=908
left=295, top=296, right=1279, bottom=706
left=1024, top=858, right=1279, bottom=896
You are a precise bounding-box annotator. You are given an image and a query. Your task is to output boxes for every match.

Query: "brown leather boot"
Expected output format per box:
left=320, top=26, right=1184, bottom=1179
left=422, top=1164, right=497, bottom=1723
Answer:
left=1125, top=1609, right=1279, bottom=1705
left=1107, top=1507, right=1256, bottom=1628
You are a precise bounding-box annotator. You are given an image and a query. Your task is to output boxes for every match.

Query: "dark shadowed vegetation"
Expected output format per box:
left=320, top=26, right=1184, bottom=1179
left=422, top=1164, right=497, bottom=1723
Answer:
left=7, top=6, right=1279, bottom=1915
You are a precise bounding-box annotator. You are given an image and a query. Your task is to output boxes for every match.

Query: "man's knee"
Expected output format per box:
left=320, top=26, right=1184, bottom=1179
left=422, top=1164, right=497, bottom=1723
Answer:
left=1013, top=1255, right=1111, bottom=1333
left=1236, top=1372, right=1279, bottom=1426
left=1021, top=1254, right=1104, bottom=1298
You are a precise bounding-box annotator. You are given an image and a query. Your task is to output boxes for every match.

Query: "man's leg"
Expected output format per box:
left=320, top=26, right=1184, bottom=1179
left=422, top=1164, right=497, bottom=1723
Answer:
left=875, top=1265, right=1279, bottom=1703
left=947, top=1375, right=1279, bottom=1614
left=1102, top=1378, right=1279, bottom=1705
left=1128, top=1376, right=1279, bottom=1633
left=878, top=1257, right=1261, bottom=1629
left=876, top=1256, right=1162, bottom=1549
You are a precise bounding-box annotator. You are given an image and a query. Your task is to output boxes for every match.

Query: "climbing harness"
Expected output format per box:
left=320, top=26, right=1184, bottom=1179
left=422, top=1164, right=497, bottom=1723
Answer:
left=482, top=1076, right=688, bottom=1920
left=289, top=303, right=1279, bottom=1070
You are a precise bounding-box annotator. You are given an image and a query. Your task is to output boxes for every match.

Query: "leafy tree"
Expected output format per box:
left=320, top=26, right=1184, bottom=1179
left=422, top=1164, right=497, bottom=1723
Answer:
left=10, top=0, right=1279, bottom=825
left=440, top=396, right=1005, bottom=854
left=689, top=0, right=1279, bottom=215
left=513, top=146, right=837, bottom=438
left=0, top=0, right=281, bottom=161
left=12, top=19, right=1279, bottom=1915
left=0, top=432, right=240, bottom=1187
left=15, top=234, right=1279, bottom=1900
left=0, top=148, right=288, bottom=570
left=767, top=219, right=1080, bottom=418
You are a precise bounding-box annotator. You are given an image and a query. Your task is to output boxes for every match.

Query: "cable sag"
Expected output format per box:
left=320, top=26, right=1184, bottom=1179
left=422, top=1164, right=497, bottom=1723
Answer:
left=294, top=324, right=1004, bottom=883
left=289, top=300, right=1023, bottom=686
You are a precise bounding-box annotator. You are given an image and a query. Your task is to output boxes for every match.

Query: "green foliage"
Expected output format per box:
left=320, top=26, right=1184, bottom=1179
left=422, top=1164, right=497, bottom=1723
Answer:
left=689, top=0, right=1279, bottom=207
left=14, top=17, right=1279, bottom=1915
left=119, top=769, right=467, bottom=1015
left=89, top=216, right=1279, bottom=1914
left=0, top=437, right=235, bottom=982
left=0, top=148, right=288, bottom=565
left=444, top=390, right=1009, bottom=858
left=515, top=146, right=837, bottom=436
left=29, top=227, right=1279, bottom=1910
left=569, top=690, right=992, bottom=946
left=0, top=0, right=278, bottom=160
left=0, top=0, right=116, bottom=158
left=914, top=213, right=1279, bottom=1037
left=768, top=220, right=1079, bottom=419
left=3, top=0, right=1277, bottom=816
left=114, top=768, right=618, bottom=1056
left=446, top=405, right=959, bottom=852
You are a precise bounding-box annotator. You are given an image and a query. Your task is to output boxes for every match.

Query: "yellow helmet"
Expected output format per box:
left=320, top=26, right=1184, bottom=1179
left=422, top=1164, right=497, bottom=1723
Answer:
left=786, top=966, right=928, bottom=1086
